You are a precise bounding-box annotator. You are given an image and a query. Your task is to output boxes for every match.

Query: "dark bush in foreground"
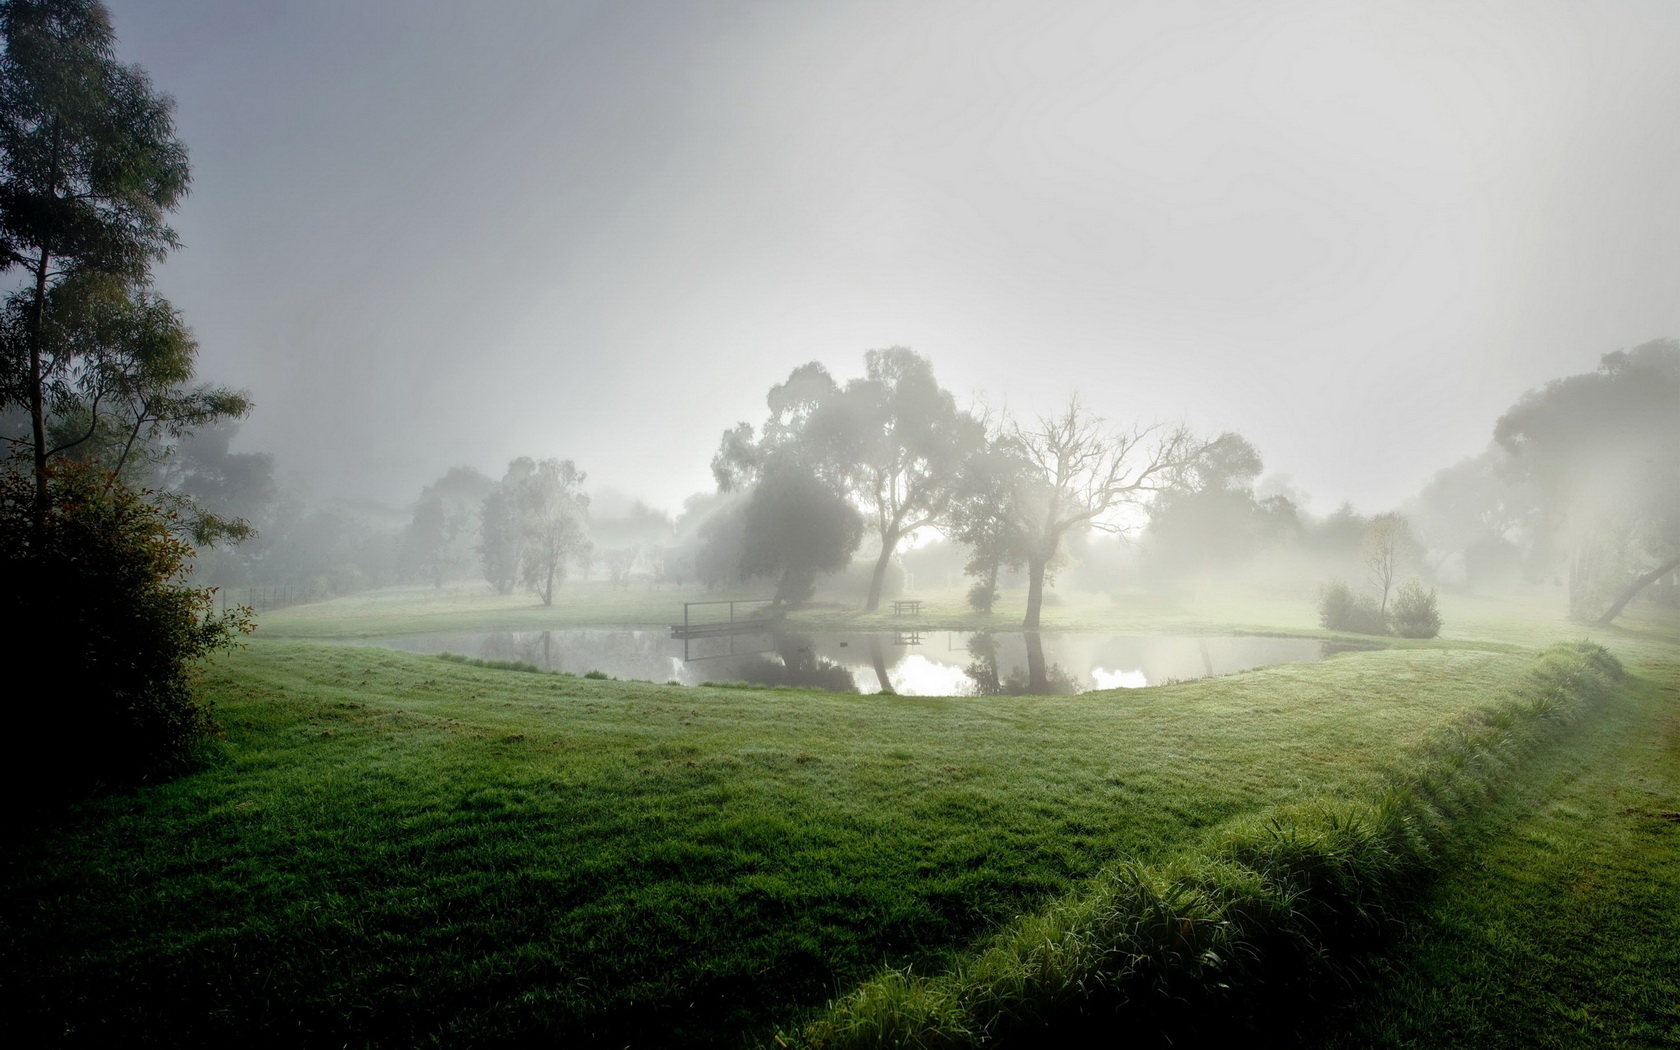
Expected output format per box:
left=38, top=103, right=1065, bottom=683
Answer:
left=1, top=463, right=251, bottom=799
left=1318, top=580, right=1388, bottom=635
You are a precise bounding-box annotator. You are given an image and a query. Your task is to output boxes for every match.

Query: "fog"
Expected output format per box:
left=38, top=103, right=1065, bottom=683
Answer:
left=99, top=0, right=1680, bottom=522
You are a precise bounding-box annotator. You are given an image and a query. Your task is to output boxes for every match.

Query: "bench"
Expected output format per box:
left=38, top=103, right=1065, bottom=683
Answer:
left=892, top=599, right=922, bottom=616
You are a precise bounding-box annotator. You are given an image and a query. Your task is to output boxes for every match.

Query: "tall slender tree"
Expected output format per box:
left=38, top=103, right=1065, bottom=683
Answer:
left=1, top=0, right=196, bottom=518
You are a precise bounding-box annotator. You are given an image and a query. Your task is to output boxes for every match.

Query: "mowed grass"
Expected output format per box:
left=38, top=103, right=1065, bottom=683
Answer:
left=1312, top=657, right=1680, bottom=1049
left=5, top=639, right=1528, bottom=1047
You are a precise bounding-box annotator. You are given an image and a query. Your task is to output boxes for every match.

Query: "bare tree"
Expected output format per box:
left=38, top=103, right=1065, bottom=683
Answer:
left=1361, top=513, right=1418, bottom=616
left=1006, top=398, right=1213, bottom=629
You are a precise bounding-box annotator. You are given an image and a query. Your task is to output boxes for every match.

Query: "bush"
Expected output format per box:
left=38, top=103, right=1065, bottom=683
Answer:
left=1317, top=580, right=1387, bottom=635
left=1389, top=578, right=1442, bottom=638
left=1, top=462, right=252, bottom=800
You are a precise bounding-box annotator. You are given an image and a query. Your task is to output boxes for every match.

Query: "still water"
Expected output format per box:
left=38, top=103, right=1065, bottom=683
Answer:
left=351, top=628, right=1360, bottom=696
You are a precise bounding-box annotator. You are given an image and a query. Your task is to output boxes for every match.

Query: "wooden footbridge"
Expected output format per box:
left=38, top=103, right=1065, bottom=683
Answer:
left=670, top=598, right=782, bottom=639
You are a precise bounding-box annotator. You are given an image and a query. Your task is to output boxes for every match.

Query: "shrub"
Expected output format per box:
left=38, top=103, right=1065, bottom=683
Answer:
left=1, top=462, right=252, bottom=800
left=1389, top=578, right=1442, bottom=638
left=1317, top=580, right=1387, bottom=635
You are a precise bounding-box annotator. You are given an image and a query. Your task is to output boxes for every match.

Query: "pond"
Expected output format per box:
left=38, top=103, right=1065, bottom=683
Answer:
left=349, top=628, right=1365, bottom=696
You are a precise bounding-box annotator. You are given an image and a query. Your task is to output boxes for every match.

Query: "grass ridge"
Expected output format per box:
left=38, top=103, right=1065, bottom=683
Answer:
left=787, top=641, right=1626, bottom=1048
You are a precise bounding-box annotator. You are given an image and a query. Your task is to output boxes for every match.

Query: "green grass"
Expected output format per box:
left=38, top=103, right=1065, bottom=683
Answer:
left=1310, top=657, right=1680, bottom=1049
left=789, top=641, right=1631, bottom=1048
left=6, top=638, right=1531, bottom=1047
left=9, top=587, right=1677, bottom=1046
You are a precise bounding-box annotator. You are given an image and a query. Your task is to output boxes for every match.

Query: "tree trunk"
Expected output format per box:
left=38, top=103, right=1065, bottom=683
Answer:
left=863, top=533, right=898, bottom=612
left=27, top=246, right=51, bottom=528
left=1024, top=632, right=1048, bottom=694
left=1596, top=553, right=1680, bottom=625
left=869, top=635, right=894, bottom=694
left=1022, top=556, right=1046, bottom=630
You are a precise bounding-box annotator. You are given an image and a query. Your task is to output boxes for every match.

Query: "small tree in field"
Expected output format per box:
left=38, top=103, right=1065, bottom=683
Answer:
left=1389, top=578, right=1442, bottom=638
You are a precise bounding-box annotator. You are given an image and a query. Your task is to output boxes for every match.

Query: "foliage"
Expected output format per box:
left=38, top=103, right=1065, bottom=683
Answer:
left=712, top=350, right=980, bottom=610
left=476, top=457, right=591, bottom=603
left=402, top=465, right=491, bottom=587
left=948, top=437, right=1032, bottom=612
left=0, top=459, right=250, bottom=795
left=1389, top=578, right=1442, bottom=638
left=1494, top=339, right=1680, bottom=623
left=0, top=0, right=245, bottom=526
left=737, top=461, right=863, bottom=605
left=1318, top=579, right=1387, bottom=635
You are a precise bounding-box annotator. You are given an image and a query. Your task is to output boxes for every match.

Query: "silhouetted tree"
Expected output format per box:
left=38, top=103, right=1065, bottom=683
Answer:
left=1495, top=340, right=1680, bottom=623
left=0, top=0, right=212, bottom=519
left=712, top=350, right=979, bottom=610
left=948, top=435, right=1032, bottom=612
left=1141, top=432, right=1265, bottom=590
left=1006, top=398, right=1214, bottom=629
left=737, top=462, right=862, bottom=606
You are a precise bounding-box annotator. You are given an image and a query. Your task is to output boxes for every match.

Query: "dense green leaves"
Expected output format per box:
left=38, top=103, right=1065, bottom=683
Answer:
left=1, top=460, right=250, bottom=798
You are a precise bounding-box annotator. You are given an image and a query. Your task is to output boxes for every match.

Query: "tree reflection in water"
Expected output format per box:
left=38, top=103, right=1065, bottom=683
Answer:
left=964, top=632, right=1080, bottom=696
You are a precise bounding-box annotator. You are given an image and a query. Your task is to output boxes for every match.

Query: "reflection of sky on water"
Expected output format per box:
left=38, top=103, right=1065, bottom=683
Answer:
left=888, top=654, right=975, bottom=696
left=1090, top=667, right=1149, bottom=690
left=352, top=630, right=1352, bottom=696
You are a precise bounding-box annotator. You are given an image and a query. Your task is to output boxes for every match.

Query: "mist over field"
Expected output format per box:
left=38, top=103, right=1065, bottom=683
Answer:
left=6, top=2, right=1679, bottom=1048
left=97, top=0, right=1680, bottom=520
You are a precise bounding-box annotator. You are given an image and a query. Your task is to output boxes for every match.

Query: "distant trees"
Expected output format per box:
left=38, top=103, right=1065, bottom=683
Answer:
left=1408, top=447, right=1536, bottom=592
left=1494, top=340, right=1680, bottom=624
left=711, top=351, right=974, bottom=609
left=736, top=461, right=862, bottom=606
left=947, top=436, right=1031, bottom=612
left=1139, top=432, right=1267, bottom=591
left=403, top=466, right=492, bottom=587
left=477, top=457, right=591, bottom=604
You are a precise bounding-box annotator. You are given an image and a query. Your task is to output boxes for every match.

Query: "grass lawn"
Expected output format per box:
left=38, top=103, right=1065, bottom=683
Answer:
left=1311, top=655, right=1680, bottom=1049
left=6, top=636, right=1531, bottom=1047
left=7, top=585, right=1676, bottom=1047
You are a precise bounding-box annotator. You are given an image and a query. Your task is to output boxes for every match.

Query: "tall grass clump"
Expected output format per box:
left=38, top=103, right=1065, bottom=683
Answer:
left=790, top=642, right=1623, bottom=1048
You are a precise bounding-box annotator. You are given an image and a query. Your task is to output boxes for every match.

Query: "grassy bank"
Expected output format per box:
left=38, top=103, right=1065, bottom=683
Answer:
left=5, top=639, right=1530, bottom=1047
left=789, top=642, right=1628, bottom=1047
left=250, top=581, right=1352, bottom=640
left=1312, top=657, right=1680, bottom=1048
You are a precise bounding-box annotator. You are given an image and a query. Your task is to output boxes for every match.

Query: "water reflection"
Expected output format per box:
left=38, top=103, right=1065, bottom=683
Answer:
left=354, top=629, right=1360, bottom=696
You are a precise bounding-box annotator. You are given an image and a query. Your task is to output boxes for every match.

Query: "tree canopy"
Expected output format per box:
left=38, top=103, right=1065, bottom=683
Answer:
left=1494, top=339, right=1680, bottom=623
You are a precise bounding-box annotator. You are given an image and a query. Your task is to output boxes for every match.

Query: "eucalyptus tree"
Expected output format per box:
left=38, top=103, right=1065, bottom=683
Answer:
left=0, top=0, right=214, bottom=518
left=478, top=457, right=592, bottom=604
left=711, top=349, right=979, bottom=610
left=1005, top=398, right=1214, bottom=629
left=1495, top=339, right=1680, bottom=623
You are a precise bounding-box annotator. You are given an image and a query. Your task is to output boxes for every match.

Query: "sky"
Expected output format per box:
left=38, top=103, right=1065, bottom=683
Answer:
left=101, top=0, right=1680, bottom=518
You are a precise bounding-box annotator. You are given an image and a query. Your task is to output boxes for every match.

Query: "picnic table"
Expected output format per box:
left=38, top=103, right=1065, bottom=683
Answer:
left=892, top=599, right=922, bottom=616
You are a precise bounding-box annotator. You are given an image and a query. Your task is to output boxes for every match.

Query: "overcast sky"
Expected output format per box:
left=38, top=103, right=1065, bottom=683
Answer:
left=103, top=0, right=1680, bottom=518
